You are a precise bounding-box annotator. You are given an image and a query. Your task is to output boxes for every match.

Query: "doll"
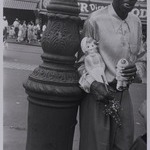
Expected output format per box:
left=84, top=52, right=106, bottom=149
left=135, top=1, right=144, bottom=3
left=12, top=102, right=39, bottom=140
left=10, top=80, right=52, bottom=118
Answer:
left=81, top=37, right=107, bottom=84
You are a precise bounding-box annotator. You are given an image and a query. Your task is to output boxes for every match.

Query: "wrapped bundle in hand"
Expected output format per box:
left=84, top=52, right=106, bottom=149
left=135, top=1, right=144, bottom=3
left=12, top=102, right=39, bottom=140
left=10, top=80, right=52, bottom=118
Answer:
left=116, top=58, right=129, bottom=91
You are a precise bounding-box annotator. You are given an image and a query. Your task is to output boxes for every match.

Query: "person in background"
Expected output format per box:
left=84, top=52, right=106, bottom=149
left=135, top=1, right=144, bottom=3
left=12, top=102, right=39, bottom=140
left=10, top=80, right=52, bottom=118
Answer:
left=22, top=20, right=27, bottom=42
left=33, top=24, right=38, bottom=42
left=42, top=23, right=46, bottom=32
left=17, top=21, right=24, bottom=42
left=77, top=0, right=146, bottom=150
left=3, top=16, right=8, bottom=47
left=27, top=21, right=34, bottom=44
left=36, top=23, right=41, bottom=42
left=13, top=18, right=20, bottom=39
left=9, top=25, right=15, bottom=39
left=41, top=23, right=46, bottom=38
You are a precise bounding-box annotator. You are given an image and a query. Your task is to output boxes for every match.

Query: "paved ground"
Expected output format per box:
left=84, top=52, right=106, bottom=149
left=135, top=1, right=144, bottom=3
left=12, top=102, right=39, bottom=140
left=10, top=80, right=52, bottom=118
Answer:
left=6, top=37, right=41, bottom=47
left=3, top=43, right=146, bottom=150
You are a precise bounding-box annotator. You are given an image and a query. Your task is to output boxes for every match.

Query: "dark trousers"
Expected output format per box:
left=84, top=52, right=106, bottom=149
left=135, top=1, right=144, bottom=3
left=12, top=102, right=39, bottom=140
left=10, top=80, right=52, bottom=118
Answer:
left=79, top=90, right=134, bottom=150
left=3, top=27, right=8, bottom=41
left=14, top=27, right=19, bottom=38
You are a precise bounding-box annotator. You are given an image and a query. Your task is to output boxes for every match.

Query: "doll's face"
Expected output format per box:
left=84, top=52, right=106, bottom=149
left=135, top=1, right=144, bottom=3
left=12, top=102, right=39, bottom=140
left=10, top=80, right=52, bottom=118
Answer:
left=86, top=41, right=97, bottom=54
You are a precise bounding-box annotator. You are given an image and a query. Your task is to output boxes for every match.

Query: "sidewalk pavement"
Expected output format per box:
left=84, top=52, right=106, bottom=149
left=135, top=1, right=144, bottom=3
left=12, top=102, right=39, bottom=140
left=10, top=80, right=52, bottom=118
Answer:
left=6, top=37, right=41, bottom=47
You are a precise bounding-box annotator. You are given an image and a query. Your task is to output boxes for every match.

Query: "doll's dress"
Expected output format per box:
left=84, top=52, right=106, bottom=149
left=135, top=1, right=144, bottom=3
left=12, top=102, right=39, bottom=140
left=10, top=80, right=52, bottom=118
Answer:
left=84, top=52, right=107, bottom=84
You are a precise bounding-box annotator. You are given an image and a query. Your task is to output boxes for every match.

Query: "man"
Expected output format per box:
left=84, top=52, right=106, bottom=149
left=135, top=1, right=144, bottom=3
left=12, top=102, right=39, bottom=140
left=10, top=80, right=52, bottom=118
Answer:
left=36, top=23, right=41, bottom=42
left=3, top=16, right=8, bottom=44
left=13, top=18, right=19, bottom=38
left=78, top=0, right=146, bottom=150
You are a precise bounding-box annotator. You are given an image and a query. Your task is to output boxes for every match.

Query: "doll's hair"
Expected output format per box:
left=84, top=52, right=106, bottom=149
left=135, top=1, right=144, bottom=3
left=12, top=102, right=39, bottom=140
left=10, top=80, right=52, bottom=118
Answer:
left=81, top=37, right=98, bottom=53
left=86, top=37, right=97, bottom=45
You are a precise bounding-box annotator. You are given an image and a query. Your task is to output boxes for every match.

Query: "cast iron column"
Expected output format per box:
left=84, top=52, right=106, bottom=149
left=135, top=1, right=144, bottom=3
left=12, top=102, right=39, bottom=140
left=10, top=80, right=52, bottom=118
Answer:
left=23, top=0, right=83, bottom=150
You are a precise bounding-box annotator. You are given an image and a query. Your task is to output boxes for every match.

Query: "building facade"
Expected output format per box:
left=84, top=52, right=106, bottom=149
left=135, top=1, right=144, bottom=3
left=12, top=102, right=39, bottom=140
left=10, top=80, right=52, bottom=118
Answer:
left=38, top=0, right=147, bottom=38
left=3, top=0, right=39, bottom=25
left=3, top=0, right=147, bottom=38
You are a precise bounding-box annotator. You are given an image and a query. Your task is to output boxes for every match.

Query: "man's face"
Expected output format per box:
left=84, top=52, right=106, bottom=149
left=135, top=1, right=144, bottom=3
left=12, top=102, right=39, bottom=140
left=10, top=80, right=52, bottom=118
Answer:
left=115, top=0, right=137, bottom=13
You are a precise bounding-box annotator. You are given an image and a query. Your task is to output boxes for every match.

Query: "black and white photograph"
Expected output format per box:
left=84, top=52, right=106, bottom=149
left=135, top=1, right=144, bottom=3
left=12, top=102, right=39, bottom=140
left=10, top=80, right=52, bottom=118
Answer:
left=2, top=0, right=148, bottom=150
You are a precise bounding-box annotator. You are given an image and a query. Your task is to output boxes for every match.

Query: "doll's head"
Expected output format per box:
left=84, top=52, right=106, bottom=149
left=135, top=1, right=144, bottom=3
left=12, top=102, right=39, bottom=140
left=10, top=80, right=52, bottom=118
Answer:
left=81, top=37, right=98, bottom=54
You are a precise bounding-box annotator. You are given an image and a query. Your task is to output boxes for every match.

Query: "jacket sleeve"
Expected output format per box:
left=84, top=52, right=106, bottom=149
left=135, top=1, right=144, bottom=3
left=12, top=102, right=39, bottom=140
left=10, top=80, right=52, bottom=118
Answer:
left=135, top=20, right=147, bottom=83
left=135, top=44, right=147, bottom=83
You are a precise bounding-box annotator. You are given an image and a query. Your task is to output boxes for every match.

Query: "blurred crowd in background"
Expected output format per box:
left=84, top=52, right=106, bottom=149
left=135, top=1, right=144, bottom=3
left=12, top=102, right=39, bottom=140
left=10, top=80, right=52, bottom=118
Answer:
left=3, top=16, right=47, bottom=45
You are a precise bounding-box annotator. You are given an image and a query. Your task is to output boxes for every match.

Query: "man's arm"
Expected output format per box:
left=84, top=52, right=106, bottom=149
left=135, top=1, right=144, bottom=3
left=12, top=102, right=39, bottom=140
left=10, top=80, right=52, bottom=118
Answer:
left=121, top=19, right=146, bottom=84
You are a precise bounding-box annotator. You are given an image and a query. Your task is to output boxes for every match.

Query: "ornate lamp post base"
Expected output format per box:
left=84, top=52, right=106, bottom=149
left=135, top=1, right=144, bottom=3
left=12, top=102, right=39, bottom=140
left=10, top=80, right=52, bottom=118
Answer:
left=23, top=0, right=84, bottom=149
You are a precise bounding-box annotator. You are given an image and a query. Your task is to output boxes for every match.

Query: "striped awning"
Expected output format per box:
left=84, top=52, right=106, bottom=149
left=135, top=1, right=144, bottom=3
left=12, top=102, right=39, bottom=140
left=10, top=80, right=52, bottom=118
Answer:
left=3, top=0, right=38, bottom=10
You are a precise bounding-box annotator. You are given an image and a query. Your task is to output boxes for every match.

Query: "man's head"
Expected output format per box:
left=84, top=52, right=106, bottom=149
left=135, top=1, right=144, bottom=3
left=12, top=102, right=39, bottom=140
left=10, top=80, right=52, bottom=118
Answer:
left=113, top=0, right=137, bottom=19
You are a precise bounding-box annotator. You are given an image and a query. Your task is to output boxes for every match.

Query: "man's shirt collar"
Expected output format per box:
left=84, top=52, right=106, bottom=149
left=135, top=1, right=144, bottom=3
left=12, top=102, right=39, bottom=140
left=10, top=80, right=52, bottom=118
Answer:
left=108, top=4, right=131, bottom=33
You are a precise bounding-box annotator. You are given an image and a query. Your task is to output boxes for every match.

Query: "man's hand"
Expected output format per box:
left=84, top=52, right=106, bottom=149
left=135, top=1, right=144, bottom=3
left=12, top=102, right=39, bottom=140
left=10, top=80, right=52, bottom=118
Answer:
left=121, top=64, right=137, bottom=81
left=90, top=81, right=116, bottom=104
